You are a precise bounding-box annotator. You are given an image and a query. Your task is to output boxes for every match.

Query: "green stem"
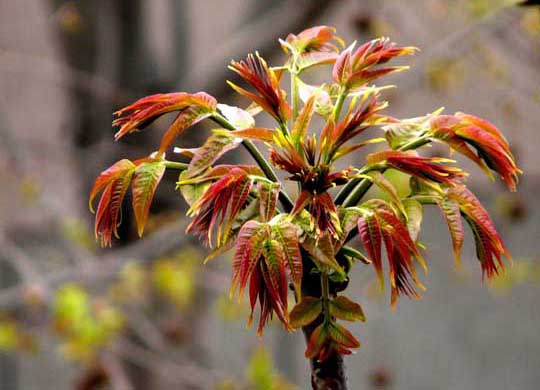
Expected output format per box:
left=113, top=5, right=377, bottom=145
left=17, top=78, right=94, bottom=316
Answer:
left=333, top=87, right=347, bottom=122
left=336, top=135, right=432, bottom=207
left=211, top=113, right=294, bottom=211
left=291, top=71, right=301, bottom=123
left=163, top=161, right=188, bottom=170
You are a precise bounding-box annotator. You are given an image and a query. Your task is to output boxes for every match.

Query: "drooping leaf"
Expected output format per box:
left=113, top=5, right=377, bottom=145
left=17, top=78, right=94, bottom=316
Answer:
left=260, top=238, right=290, bottom=327
left=271, top=220, right=302, bottom=294
left=329, top=296, right=366, bottom=322
left=305, top=322, right=329, bottom=360
left=231, top=221, right=268, bottom=298
left=89, top=159, right=136, bottom=213
left=367, top=150, right=467, bottom=186
left=447, top=185, right=510, bottom=278
left=328, top=322, right=361, bottom=350
left=289, top=297, right=322, bottom=328
left=436, top=197, right=464, bottom=266
left=131, top=161, right=166, bottom=237
left=429, top=112, right=521, bottom=191
left=90, top=159, right=137, bottom=247
left=357, top=212, right=383, bottom=287
left=187, top=167, right=256, bottom=247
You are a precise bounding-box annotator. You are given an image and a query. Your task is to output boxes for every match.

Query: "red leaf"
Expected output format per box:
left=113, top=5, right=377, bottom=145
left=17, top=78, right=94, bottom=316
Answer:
left=283, top=26, right=343, bottom=55
left=333, top=38, right=417, bottom=89
left=187, top=167, right=256, bottom=247
left=89, top=159, right=136, bottom=213
left=357, top=214, right=383, bottom=287
left=430, top=112, right=521, bottom=191
left=231, top=221, right=268, bottom=298
left=447, top=186, right=510, bottom=278
left=367, top=150, right=467, bottom=186
left=113, top=92, right=216, bottom=141
left=229, top=53, right=290, bottom=123
left=436, top=197, right=464, bottom=266
left=90, top=159, right=136, bottom=247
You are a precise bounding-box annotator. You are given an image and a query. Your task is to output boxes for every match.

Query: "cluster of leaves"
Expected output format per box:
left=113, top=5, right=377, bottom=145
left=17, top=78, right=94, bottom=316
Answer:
left=90, top=26, right=520, bottom=362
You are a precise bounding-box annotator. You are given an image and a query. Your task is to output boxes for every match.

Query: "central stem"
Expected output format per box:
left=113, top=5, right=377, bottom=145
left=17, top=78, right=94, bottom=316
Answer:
left=301, top=254, right=348, bottom=390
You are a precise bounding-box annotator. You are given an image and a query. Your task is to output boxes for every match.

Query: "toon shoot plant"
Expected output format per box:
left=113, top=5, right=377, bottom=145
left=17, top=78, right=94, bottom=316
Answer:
left=89, top=26, right=521, bottom=390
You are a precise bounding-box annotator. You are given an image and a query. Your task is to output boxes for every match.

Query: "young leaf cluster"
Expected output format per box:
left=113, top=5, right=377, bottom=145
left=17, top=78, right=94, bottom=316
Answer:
left=89, top=26, right=521, bottom=363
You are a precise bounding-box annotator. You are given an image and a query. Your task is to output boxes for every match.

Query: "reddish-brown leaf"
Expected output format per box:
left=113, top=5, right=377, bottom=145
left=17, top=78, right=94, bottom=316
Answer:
left=89, top=159, right=136, bottom=213
left=113, top=92, right=216, bottom=141
left=436, top=197, right=464, bottom=266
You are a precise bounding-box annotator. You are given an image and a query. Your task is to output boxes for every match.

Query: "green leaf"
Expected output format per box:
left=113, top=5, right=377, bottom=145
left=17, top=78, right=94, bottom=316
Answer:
left=297, top=79, right=333, bottom=118
left=403, top=198, right=423, bottom=242
left=131, top=161, right=166, bottom=236
left=177, top=170, right=210, bottom=206
left=259, top=182, right=280, bottom=221
left=383, top=110, right=440, bottom=149
left=329, top=296, right=366, bottom=322
left=291, top=93, right=316, bottom=147
left=289, top=296, right=322, bottom=328
left=363, top=171, right=406, bottom=216
left=328, top=322, right=361, bottom=349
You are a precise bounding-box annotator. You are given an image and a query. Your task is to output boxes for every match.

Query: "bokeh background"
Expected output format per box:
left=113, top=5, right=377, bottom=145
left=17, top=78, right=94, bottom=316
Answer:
left=1, top=0, right=540, bottom=389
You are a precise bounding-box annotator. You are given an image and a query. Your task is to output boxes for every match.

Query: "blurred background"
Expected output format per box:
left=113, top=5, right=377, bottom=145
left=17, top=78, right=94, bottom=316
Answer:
left=1, top=0, right=539, bottom=389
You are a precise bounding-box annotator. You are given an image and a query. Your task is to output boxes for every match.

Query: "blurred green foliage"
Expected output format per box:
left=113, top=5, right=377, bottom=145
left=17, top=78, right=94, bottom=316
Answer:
left=53, top=284, right=124, bottom=363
